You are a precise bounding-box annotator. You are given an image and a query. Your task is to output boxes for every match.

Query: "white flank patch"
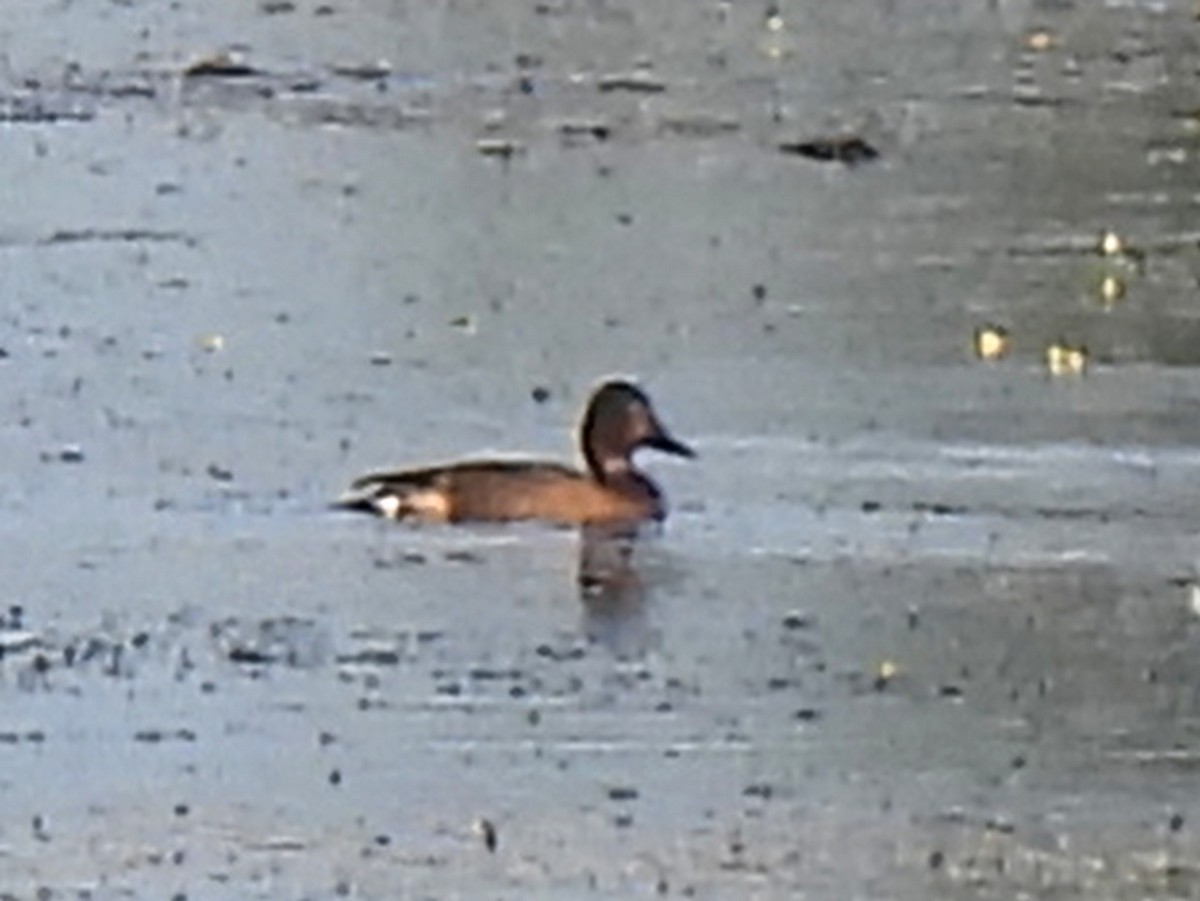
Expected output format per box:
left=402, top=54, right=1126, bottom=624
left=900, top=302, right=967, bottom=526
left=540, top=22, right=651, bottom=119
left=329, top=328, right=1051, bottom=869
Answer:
left=373, top=494, right=403, bottom=519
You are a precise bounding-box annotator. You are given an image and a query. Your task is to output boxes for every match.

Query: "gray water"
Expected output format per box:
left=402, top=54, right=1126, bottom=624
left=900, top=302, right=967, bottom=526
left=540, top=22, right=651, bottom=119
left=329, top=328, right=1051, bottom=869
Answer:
left=2, top=1, right=1200, bottom=898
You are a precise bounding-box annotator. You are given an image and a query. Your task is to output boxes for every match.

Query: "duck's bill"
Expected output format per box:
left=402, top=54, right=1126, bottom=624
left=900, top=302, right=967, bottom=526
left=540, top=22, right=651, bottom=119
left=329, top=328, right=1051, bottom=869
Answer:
left=648, top=432, right=696, bottom=459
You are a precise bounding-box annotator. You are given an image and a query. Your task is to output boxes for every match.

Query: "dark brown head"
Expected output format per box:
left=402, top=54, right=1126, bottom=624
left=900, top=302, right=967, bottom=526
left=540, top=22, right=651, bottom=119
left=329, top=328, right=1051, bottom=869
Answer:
left=578, top=380, right=695, bottom=481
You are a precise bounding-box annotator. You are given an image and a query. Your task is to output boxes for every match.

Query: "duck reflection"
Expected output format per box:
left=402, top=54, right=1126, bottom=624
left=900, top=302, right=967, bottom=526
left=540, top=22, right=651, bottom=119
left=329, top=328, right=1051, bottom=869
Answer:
left=575, top=522, right=660, bottom=657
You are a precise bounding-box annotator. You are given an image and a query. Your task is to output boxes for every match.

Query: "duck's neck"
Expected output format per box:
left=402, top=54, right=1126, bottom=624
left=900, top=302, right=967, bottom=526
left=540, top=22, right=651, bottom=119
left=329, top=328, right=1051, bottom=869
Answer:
left=585, top=450, right=632, bottom=484
left=583, top=441, right=633, bottom=482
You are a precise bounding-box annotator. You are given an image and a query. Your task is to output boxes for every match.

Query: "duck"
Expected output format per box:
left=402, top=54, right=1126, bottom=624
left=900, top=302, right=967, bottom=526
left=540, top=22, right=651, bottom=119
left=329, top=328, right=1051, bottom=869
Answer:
left=336, top=379, right=694, bottom=525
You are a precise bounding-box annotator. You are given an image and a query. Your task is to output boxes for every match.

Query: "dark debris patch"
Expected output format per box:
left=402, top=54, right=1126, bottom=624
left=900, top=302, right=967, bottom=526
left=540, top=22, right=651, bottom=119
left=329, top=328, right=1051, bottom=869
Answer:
left=63, top=73, right=158, bottom=100
left=779, top=135, right=879, bottom=166
left=134, top=728, right=197, bottom=743
left=212, top=616, right=329, bottom=669
left=469, top=666, right=523, bottom=682
left=913, top=501, right=968, bottom=516
left=0, top=730, right=46, bottom=744
left=0, top=97, right=94, bottom=124
left=39, top=444, right=85, bottom=464
left=475, top=138, right=522, bottom=159
left=597, top=72, right=666, bottom=93
left=205, top=463, right=234, bottom=482
left=475, top=817, right=498, bottom=853
left=336, top=649, right=401, bottom=666
left=558, top=120, right=611, bottom=145
left=330, top=62, right=393, bottom=81
left=534, top=641, right=586, bottom=662
left=443, top=549, right=484, bottom=565
left=41, top=228, right=194, bottom=246
left=227, top=647, right=275, bottom=665
left=782, top=611, right=813, bottom=631
left=183, top=55, right=264, bottom=79
left=0, top=605, right=24, bottom=631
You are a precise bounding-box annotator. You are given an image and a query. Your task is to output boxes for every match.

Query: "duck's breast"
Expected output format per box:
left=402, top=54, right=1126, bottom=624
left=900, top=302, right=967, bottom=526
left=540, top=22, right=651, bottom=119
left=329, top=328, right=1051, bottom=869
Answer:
left=440, top=462, right=658, bottom=524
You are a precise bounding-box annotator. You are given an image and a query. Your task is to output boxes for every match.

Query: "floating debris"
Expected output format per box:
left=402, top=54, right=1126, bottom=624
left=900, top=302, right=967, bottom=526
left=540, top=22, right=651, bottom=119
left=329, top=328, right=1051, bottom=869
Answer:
left=973, top=325, right=1010, bottom=361
left=331, top=60, right=393, bottom=81
left=782, top=611, right=812, bottom=630
left=474, top=817, right=498, bottom=853
left=206, top=463, right=233, bottom=482
left=42, top=228, right=191, bottom=246
left=41, top=444, right=85, bottom=464
left=779, top=136, right=879, bottom=166
left=1046, top=341, right=1089, bottom=376
left=0, top=97, right=94, bottom=124
left=475, top=138, right=521, bottom=159
left=183, top=52, right=262, bottom=79
left=597, top=71, right=666, bottom=94
left=557, top=120, right=611, bottom=144
left=448, top=314, right=477, bottom=334
left=133, top=728, right=197, bottom=743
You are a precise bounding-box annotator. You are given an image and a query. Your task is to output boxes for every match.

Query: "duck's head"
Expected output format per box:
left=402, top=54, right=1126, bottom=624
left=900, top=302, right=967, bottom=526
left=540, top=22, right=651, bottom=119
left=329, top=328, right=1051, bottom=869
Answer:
left=579, top=380, right=695, bottom=478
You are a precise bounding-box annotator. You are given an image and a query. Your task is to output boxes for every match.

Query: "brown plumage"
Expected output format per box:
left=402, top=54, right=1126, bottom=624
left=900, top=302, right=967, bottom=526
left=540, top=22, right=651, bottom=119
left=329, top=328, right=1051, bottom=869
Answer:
left=336, top=380, right=694, bottom=525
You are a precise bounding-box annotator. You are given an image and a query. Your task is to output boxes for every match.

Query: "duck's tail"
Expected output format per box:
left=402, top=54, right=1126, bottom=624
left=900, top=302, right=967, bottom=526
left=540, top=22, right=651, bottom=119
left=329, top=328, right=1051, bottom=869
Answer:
left=332, top=481, right=408, bottom=519
left=332, top=472, right=449, bottom=521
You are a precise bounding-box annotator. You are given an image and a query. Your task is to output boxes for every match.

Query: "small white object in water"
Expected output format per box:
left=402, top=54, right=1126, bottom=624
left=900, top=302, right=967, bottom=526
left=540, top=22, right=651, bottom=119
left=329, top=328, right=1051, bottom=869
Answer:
left=1046, top=342, right=1088, bottom=376
left=1099, top=230, right=1124, bottom=257
left=974, top=325, right=1010, bottom=361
